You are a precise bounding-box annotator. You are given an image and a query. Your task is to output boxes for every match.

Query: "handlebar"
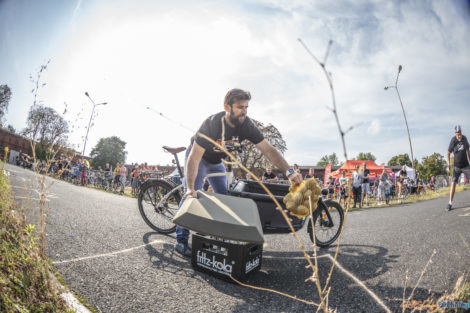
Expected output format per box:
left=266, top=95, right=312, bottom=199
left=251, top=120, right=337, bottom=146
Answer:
left=219, top=140, right=252, bottom=153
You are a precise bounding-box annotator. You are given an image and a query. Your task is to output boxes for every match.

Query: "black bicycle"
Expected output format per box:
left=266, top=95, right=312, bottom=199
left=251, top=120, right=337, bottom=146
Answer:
left=138, top=145, right=344, bottom=247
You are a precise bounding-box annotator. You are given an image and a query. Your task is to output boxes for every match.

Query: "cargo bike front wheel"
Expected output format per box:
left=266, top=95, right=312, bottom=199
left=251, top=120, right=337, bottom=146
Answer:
left=307, top=200, right=344, bottom=248
left=138, top=179, right=183, bottom=233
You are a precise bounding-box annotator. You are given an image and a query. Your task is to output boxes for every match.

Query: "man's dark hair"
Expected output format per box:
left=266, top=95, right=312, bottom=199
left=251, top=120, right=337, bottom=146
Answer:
left=224, top=88, right=251, bottom=107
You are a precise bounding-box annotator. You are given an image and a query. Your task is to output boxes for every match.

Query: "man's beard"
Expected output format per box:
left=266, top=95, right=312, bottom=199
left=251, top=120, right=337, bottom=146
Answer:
left=229, top=108, right=245, bottom=126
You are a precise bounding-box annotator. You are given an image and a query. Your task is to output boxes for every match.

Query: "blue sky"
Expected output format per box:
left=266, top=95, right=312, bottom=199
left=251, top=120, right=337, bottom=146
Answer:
left=1, top=0, right=470, bottom=166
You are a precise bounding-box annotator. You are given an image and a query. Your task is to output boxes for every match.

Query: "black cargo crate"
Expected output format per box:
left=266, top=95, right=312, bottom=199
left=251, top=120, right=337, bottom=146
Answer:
left=191, top=233, right=262, bottom=282
left=229, top=180, right=303, bottom=233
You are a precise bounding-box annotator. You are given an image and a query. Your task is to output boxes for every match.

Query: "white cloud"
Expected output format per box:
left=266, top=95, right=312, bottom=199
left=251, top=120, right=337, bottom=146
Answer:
left=2, top=0, right=470, bottom=166
left=367, top=119, right=381, bottom=136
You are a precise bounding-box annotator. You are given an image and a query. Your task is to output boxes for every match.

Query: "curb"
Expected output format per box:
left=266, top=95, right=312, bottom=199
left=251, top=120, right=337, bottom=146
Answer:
left=60, top=292, right=93, bottom=313
left=48, top=270, right=94, bottom=313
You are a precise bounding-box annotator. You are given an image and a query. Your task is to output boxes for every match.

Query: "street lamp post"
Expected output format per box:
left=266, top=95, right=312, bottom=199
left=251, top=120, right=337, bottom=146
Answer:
left=82, top=92, right=107, bottom=157
left=385, top=65, right=415, bottom=175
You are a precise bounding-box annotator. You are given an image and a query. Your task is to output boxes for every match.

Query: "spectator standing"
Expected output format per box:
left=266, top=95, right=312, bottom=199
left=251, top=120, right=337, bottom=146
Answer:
left=79, top=159, right=88, bottom=186
left=131, top=165, right=140, bottom=195
left=378, top=169, right=388, bottom=205
left=397, top=165, right=408, bottom=203
left=352, top=164, right=362, bottom=208
left=327, top=176, right=335, bottom=199
left=104, top=163, right=113, bottom=189
left=114, top=163, right=121, bottom=191
left=361, top=162, right=370, bottom=207
left=338, top=171, right=349, bottom=209
left=120, top=163, right=127, bottom=194
left=384, top=180, right=392, bottom=204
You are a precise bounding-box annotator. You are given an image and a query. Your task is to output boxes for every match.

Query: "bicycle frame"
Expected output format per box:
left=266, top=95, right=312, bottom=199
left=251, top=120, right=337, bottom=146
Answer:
left=156, top=183, right=184, bottom=208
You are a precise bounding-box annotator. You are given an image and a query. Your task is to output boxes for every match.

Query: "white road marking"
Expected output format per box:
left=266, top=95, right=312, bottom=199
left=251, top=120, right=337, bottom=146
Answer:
left=32, top=189, right=58, bottom=199
left=458, top=207, right=470, bottom=216
left=52, top=239, right=166, bottom=264
left=325, top=254, right=392, bottom=313
left=10, top=186, right=58, bottom=200
left=263, top=254, right=328, bottom=260
left=10, top=185, right=30, bottom=189
left=13, top=196, right=50, bottom=202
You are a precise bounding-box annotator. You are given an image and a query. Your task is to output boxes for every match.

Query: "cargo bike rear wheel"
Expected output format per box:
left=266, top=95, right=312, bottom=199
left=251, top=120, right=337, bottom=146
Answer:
left=138, top=179, right=182, bottom=233
left=307, top=200, right=344, bottom=248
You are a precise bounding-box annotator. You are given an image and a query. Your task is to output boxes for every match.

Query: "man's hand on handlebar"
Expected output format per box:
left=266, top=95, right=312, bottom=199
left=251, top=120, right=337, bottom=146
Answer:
left=288, top=172, right=303, bottom=185
left=183, top=189, right=198, bottom=199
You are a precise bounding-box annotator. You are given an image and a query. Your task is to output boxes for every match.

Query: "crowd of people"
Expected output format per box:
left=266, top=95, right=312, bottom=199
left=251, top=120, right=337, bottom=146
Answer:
left=255, top=162, right=445, bottom=210
left=14, top=155, right=163, bottom=196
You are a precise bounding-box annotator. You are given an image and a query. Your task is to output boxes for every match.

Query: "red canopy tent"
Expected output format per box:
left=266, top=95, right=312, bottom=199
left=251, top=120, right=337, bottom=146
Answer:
left=331, top=160, right=390, bottom=178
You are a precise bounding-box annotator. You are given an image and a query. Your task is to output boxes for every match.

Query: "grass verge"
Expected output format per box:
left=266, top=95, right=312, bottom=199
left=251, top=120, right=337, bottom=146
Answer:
left=348, top=184, right=470, bottom=211
left=0, top=161, right=74, bottom=313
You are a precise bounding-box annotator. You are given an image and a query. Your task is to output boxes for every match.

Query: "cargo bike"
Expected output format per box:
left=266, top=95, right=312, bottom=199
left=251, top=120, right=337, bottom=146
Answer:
left=138, top=145, right=344, bottom=248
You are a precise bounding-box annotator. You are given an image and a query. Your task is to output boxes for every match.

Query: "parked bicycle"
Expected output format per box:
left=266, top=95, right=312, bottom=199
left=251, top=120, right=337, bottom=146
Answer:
left=138, top=144, right=344, bottom=247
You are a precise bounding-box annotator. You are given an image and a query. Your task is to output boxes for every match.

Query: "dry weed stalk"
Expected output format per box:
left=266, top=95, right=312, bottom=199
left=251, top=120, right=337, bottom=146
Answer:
left=298, top=38, right=362, bottom=161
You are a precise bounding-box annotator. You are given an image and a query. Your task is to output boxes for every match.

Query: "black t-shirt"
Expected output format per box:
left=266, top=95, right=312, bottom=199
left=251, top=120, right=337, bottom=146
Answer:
left=263, top=172, right=276, bottom=180
left=448, top=135, right=470, bottom=168
left=397, top=169, right=407, bottom=182
left=193, top=111, right=264, bottom=164
left=362, top=169, right=370, bottom=183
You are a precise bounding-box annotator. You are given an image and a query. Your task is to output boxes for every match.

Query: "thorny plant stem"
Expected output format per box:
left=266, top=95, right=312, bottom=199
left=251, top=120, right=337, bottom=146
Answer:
left=322, top=205, right=350, bottom=294
left=198, top=132, right=327, bottom=311
left=308, top=196, right=325, bottom=309
left=402, top=270, right=409, bottom=313
left=298, top=38, right=349, bottom=161
left=406, top=249, right=437, bottom=304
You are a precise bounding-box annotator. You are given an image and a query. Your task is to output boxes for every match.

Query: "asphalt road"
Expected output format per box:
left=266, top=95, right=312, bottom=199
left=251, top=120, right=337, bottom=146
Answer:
left=5, top=163, right=470, bottom=313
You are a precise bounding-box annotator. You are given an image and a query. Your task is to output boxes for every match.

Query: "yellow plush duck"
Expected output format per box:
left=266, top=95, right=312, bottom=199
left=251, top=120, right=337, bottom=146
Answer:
left=282, top=178, right=322, bottom=218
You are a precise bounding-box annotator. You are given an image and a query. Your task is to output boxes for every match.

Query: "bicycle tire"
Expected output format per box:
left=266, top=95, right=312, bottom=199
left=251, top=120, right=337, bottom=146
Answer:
left=138, top=179, right=182, bottom=233
left=308, top=200, right=344, bottom=248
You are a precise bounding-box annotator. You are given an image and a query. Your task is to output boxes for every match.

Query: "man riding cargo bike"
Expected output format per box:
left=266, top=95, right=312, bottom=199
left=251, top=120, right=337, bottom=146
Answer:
left=138, top=88, right=344, bottom=258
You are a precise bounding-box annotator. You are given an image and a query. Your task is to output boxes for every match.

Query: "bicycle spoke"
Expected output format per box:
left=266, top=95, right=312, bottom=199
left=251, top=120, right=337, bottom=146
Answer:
left=138, top=180, right=181, bottom=233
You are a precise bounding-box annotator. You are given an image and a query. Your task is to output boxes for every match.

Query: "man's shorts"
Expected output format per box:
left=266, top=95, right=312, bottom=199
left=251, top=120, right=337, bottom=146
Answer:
left=361, top=183, right=370, bottom=194
left=452, top=166, right=470, bottom=183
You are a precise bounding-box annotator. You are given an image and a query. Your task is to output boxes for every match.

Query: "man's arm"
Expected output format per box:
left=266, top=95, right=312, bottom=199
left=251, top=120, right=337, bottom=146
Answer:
left=447, top=151, right=451, bottom=172
left=256, top=139, right=302, bottom=184
left=466, top=137, right=470, bottom=163
left=184, top=142, right=205, bottom=198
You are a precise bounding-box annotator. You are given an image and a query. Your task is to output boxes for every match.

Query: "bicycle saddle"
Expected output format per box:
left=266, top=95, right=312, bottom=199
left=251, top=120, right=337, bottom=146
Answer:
left=162, top=146, right=186, bottom=154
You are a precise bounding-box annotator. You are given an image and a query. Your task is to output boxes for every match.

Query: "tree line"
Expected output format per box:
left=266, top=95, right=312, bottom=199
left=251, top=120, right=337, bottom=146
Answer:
left=316, top=152, right=446, bottom=181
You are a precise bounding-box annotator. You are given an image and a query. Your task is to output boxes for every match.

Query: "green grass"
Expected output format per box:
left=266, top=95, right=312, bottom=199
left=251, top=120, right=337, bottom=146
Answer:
left=0, top=161, right=74, bottom=313
left=346, top=184, right=470, bottom=211
left=443, top=281, right=470, bottom=312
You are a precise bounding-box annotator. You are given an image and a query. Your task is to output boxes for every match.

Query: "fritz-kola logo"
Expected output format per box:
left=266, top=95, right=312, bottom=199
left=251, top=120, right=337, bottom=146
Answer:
left=245, top=257, right=260, bottom=273
left=196, top=250, right=234, bottom=274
